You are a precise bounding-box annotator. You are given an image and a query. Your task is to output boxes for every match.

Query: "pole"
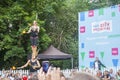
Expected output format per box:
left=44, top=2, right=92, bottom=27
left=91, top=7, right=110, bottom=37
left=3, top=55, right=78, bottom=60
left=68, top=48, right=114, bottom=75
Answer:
left=71, top=57, right=73, bottom=69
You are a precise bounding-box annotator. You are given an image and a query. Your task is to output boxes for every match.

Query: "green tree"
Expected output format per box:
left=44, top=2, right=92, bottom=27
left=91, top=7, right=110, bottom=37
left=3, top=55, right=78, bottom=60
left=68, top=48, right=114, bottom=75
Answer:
left=0, top=0, right=51, bottom=69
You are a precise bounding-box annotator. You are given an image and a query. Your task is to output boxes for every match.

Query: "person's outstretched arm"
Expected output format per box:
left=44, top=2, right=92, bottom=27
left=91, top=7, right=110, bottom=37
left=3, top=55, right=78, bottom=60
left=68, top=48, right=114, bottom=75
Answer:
left=20, top=60, right=30, bottom=68
left=37, top=26, right=40, bottom=33
left=99, top=61, right=106, bottom=68
left=27, top=27, right=32, bottom=33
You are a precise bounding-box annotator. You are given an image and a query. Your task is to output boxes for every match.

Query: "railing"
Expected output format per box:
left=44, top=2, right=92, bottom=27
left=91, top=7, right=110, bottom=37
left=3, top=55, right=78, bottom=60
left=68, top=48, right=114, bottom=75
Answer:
left=0, top=70, right=29, bottom=76
left=0, top=67, right=120, bottom=77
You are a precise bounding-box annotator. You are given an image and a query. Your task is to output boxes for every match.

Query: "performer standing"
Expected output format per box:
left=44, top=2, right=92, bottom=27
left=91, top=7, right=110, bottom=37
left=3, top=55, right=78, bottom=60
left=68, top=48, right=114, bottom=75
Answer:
left=18, top=55, right=41, bottom=73
left=27, top=20, right=40, bottom=57
left=93, top=57, right=106, bottom=71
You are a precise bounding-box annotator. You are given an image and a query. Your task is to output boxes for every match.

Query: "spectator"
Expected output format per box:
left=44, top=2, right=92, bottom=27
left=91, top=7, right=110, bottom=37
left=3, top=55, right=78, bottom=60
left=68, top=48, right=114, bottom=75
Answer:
left=96, top=70, right=102, bottom=79
left=42, top=61, right=50, bottom=73
left=69, top=72, right=100, bottom=80
left=116, top=69, right=120, bottom=80
left=93, top=57, right=106, bottom=71
left=1, top=77, right=10, bottom=80
left=37, top=67, right=66, bottom=80
left=37, top=67, right=45, bottom=80
left=22, top=74, right=28, bottom=80
left=14, top=73, right=21, bottom=80
left=29, top=74, right=38, bottom=80
left=101, top=70, right=111, bottom=80
left=8, top=73, right=14, bottom=80
left=109, top=68, right=116, bottom=80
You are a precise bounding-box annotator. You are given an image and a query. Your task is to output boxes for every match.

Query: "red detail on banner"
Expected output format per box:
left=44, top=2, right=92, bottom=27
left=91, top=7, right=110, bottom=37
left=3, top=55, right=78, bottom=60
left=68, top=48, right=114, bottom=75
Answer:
left=88, top=10, right=94, bottom=17
left=89, top=51, right=95, bottom=58
left=80, top=26, right=85, bottom=33
left=112, top=48, right=118, bottom=55
left=92, top=20, right=112, bottom=33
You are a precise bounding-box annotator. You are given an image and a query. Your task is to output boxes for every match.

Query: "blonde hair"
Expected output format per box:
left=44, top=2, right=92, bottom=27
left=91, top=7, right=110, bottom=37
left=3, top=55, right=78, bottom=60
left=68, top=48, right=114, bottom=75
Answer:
left=33, top=20, right=37, bottom=25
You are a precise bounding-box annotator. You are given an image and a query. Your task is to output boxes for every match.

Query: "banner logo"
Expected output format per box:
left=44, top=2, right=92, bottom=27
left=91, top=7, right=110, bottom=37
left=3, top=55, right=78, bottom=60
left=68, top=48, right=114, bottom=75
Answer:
left=92, top=20, right=112, bottom=33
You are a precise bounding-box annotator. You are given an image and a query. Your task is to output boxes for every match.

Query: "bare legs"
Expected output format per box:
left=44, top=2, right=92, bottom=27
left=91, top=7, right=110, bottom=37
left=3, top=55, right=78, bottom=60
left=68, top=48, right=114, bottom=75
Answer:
left=31, top=46, right=38, bottom=57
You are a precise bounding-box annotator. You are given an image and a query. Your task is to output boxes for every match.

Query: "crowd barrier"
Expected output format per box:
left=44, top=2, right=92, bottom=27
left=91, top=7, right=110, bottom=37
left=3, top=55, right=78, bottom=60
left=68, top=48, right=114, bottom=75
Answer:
left=0, top=70, right=29, bottom=76
left=0, top=67, right=120, bottom=77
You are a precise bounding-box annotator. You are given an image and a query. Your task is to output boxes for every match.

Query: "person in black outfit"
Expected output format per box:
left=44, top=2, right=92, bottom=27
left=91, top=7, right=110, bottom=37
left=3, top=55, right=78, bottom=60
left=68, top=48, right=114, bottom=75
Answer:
left=27, top=20, right=40, bottom=57
left=18, top=55, right=41, bottom=73
left=27, top=20, right=40, bottom=47
left=93, top=57, right=106, bottom=71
